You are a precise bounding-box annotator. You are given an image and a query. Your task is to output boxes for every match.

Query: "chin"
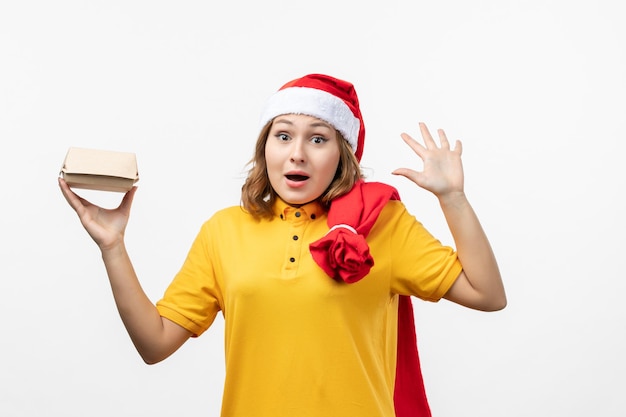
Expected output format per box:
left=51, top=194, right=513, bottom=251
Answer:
left=279, top=192, right=319, bottom=207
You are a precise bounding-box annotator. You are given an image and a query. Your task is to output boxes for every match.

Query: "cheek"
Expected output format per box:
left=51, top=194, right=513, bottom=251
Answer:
left=264, top=145, right=285, bottom=186
left=321, top=153, right=341, bottom=184
left=264, top=143, right=278, bottom=171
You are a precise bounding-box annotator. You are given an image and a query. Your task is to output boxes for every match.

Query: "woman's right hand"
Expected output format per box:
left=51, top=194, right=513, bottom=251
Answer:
left=58, top=178, right=137, bottom=251
left=59, top=178, right=191, bottom=362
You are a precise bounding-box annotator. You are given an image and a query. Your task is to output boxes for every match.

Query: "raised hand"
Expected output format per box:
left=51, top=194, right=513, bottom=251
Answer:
left=58, top=178, right=137, bottom=250
left=392, top=122, right=464, bottom=199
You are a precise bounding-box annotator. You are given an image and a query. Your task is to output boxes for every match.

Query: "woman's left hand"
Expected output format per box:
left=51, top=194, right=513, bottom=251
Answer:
left=392, top=122, right=464, bottom=198
left=394, top=122, right=506, bottom=311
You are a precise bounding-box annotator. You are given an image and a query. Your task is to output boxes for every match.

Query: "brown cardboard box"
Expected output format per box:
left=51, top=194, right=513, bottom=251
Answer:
left=60, top=147, right=139, bottom=192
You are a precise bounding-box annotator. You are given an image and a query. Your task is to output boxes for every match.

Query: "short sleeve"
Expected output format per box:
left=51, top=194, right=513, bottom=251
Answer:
left=379, top=201, right=462, bottom=302
left=156, top=220, right=223, bottom=337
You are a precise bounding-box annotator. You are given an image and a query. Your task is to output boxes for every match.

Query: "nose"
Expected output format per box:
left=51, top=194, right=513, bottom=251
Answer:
left=289, top=137, right=306, bottom=163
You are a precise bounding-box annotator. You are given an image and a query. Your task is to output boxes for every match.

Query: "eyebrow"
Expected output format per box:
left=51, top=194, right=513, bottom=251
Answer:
left=272, top=118, right=294, bottom=126
left=273, top=117, right=333, bottom=130
left=310, top=121, right=333, bottom=129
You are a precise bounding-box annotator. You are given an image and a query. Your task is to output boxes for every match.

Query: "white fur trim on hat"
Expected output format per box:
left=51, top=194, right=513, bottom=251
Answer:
left=259, top=87, right=360, bottom=152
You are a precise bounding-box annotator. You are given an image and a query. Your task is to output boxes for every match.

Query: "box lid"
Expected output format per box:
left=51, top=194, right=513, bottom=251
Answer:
left=61, top=147, right=139, bottom=180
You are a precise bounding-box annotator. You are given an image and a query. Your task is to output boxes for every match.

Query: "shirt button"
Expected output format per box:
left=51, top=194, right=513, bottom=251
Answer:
left=293, top=235, right=298, bottom=241
left=289, top=257, right=295, bottom=262
left=295, top=211, right=301, bottom=218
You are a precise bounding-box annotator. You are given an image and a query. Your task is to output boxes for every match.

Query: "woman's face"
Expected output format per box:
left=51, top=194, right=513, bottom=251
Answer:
left=265, top=113, right=341, bottom=206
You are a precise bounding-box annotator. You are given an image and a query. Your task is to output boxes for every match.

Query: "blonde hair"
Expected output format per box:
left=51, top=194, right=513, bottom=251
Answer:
left=241, top=121, right=363, bottom=220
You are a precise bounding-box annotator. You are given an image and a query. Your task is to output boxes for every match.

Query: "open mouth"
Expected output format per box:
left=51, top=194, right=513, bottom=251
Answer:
left=286, top=174, right=309, bottom=182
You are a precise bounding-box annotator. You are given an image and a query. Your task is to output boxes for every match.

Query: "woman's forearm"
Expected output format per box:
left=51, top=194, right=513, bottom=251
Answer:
left=439, top=191, right=506, bottom=310
left=100, top=243, right=188, bottom=363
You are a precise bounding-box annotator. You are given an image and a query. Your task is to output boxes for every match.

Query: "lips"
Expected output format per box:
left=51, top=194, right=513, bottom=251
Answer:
left=284, top=172, right=310, bottom=189
left=286, top=174, right=309, bottom=182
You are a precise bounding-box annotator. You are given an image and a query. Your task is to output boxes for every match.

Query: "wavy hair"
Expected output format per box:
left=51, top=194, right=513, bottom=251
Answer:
left=241, top=121, right=363, bottom=220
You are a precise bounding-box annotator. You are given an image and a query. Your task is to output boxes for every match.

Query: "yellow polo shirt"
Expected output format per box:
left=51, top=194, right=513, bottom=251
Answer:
left=156, top=199, right=462, bottom=417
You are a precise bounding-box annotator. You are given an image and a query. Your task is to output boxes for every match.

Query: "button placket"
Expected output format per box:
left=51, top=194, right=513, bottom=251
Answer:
left=282, top=209, right=308, bottom=275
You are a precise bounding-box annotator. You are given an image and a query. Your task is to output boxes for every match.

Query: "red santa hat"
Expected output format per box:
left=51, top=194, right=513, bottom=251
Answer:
left=259, top=73, right=366, bottom=161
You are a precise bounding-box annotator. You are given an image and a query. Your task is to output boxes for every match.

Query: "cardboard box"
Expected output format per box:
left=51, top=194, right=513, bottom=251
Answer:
left=60, top=147, right=139, bottom=192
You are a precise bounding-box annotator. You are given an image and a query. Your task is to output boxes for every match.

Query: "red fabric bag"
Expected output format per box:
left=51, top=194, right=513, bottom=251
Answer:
left=310, top=180, right=432, bottom=417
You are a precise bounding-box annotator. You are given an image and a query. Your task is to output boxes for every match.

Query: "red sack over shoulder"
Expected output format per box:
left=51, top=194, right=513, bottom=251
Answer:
left=310, top=180, right=432, bottom=417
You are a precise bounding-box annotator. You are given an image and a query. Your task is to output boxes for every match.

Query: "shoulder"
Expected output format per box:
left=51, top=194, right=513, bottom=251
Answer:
left=378, top=200, right=411, bottom=222
left=201, top=205, right=268, bottom=232
left=210, top=205, right=250, bottom=221
left=371, top=199, right=429, bottom=239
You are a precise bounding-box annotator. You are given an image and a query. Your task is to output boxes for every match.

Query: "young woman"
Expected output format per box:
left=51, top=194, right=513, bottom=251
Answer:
left=59, top=73, right=506, bottom=417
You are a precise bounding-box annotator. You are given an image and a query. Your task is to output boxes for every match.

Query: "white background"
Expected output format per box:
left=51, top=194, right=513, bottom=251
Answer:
left=1, top=1, right=624, bottom=416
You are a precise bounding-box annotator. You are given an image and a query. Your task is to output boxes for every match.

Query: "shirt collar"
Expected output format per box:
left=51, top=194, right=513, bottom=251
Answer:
left=272, top=198, right=325, bottom=222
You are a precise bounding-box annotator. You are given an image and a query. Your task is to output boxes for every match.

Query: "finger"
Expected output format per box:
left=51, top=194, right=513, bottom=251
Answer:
left=454, top=139, right=463, bottom=156
left=419, top=122, right=438, bottom=149
left=391, top=168, right=421, bottom=184
left=58, top=177, right=84, bottom=212
left=400, top=132, right=426, bottom=158
left=118, top=186, right=138, bottom=213
left=437, top=129, right=450, bottom=150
